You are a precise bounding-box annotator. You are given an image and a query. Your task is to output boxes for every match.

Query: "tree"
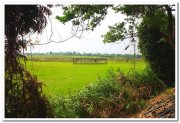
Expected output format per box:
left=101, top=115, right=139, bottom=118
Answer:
left=138, top=21, right=175, bottom=87
left=105, top=5, right=175, bottom=49
left=5, top=5, right=52, bottom=117
left=56, top=5, right=175, bottom=86
left=113, top=5, right=175, bottom=86
left=56, top=5, right=175, bottom=50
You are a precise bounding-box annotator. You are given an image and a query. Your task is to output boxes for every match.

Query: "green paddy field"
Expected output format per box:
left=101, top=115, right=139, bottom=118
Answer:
left=25, top=54, right=146, bottom=96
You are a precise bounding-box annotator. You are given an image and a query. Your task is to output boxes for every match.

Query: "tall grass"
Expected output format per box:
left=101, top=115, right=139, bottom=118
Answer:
left=48, top=67, right=166, bottom=118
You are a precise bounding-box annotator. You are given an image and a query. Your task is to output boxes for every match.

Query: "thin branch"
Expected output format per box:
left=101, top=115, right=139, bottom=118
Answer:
left=31, top=24, right=80, bottom=45
left=48, top=16, right=53, bottom=43
left=29, top=17, right=82, bottom=46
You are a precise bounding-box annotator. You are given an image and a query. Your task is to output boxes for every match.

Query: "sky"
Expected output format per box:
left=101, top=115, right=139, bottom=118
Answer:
left=26, top=6, right=139, bottom=54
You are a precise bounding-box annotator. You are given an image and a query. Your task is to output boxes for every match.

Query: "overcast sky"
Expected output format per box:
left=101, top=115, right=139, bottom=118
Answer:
left=26, top=6, right=139, bottom=54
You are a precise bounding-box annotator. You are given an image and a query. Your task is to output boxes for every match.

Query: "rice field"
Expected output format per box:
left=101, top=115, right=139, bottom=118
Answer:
left=25, top=54, right=146, bottom=97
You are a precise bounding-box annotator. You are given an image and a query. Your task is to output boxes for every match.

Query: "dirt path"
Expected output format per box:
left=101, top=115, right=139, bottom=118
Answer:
left=132, top=88, right=175, bottom=118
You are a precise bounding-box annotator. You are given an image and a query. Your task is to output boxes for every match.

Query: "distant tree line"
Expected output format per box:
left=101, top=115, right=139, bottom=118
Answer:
left=26, top=51, right=142, bottom=58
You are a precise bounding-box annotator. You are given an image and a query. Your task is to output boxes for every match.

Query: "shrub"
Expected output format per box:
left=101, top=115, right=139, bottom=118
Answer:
left=5, top=70, right=52, bottom=118
left=49, top=68, right=166, bottom=118
left=127, top=67, right=166, bottom=98
left=48, top=95, right=79, bottom=118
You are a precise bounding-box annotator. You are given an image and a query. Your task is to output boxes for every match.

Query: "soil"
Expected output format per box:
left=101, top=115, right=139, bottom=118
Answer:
left=132, top=88, right=175, bottom=118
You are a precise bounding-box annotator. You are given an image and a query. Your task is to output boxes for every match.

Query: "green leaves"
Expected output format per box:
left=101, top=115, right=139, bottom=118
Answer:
left=57, top=5, right=174, bottom=49
left=102, top=16, right=138, bottom=44
left=49, top=68, right=166, bottom=118
left=56, top=9, right=76, bottom=24
left=102, top=22, right=127, bottom=43
left=113, top=5, right=145, bottom=17
left=56, top=5, right=111, bottom=30
left=138, top=19, right=175, bottom=87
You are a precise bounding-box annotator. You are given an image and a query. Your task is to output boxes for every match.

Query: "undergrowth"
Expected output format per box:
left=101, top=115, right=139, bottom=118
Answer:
left=48, top=67, right=166, bottom=118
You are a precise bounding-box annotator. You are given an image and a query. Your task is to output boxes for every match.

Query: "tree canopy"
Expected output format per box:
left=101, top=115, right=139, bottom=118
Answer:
left=57, top=5, right=175, bottom=49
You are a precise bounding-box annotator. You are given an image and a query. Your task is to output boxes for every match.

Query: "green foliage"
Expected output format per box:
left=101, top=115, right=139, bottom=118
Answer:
left=5, top=71, right=52, bottom=118
left=141, top=7, right=169, bottom=36
left=102, top=15, right=138, bottom=45
left=57, top=5, right=175, bottom=49
left=56, top=5, right=111, bottom=30
left=102, top=22, right=127, bottom=43
left=112, top=5, right=146, bottom=17
left=128, top=67, right=167, bottom=96
left=49, top=68, right=165, bottom=118
left=112, top=5, right=175, bottom=49
left=138, top=21, right=175, bottom=87
left=48, top=95, right=79, bottom=118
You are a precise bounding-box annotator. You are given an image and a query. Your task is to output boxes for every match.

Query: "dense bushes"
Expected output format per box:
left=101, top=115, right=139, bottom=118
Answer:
left=138, top=22, right=175, bottom=87
left=5, top=70, right=51, bottom=118
left=49, top=68, right=166, bottom=118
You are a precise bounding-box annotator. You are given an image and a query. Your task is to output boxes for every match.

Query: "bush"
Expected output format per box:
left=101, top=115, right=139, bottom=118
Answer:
left=48, top=95, right=79, bottom=118
left=49, top=68, right=166, bottom=118
left=5, top=70, right=52, bottom=118
left=138, top=21, right=175, bottom=87
left=127, top=67, right=166, bottom=97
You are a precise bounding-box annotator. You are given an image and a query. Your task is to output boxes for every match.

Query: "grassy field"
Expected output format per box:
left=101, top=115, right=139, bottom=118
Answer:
left=25, top=54, right=146, bottom=97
